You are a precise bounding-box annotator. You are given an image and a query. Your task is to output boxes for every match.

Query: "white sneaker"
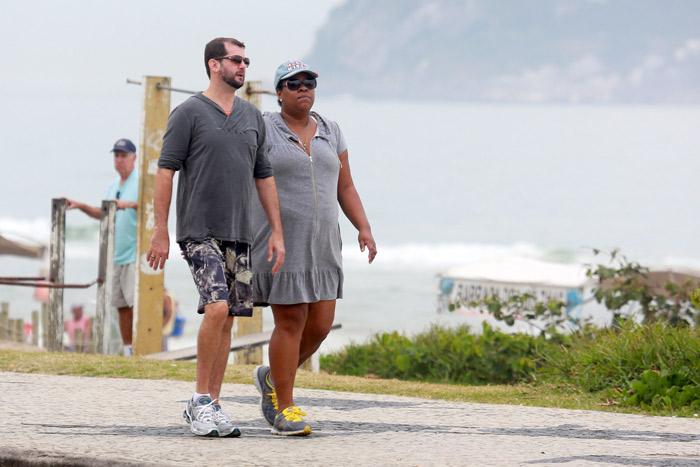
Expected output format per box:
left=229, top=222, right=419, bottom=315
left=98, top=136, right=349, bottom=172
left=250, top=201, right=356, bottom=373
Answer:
left=183, top=396, right=218, bottom=437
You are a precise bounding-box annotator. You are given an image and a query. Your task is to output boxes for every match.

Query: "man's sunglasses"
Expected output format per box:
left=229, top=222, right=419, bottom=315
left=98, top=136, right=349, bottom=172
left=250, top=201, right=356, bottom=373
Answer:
left=283, top=78, right=317, bottom=91
left=215, top=55, right=250, bottom=67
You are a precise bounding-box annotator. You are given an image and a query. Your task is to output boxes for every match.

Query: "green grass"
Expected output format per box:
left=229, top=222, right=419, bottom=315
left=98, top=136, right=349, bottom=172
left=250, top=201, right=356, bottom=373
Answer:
left=1, top=349, right=695, bottom=418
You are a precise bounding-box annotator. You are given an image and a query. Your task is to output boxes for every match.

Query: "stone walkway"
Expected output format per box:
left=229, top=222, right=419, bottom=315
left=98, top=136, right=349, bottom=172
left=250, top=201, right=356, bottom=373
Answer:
left=2, top=372, right=700, bottom=466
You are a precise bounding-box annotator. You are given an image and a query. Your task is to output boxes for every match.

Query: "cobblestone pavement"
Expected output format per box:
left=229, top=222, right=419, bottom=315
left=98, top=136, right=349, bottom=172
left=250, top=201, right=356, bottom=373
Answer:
left=2, top=372, right=700, bottom=466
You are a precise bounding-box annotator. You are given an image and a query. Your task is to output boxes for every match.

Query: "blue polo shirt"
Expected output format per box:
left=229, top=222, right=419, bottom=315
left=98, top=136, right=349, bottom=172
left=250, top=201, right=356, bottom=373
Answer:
left=105, top=169, right=138, bottom=265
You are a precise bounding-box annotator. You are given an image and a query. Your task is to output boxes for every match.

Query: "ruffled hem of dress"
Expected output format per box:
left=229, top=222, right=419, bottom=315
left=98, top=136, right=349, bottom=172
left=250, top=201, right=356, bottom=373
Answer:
left=253, top=268, right=343, bottom=305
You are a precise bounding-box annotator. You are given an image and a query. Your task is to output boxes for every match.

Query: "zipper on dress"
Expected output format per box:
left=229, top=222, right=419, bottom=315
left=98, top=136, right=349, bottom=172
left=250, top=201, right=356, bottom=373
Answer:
left=309, top=150, right=319, bottom=245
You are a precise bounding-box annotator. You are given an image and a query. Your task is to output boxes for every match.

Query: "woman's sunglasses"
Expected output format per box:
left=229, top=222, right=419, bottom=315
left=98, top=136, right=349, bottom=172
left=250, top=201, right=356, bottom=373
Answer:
left=284, top=78, right=317, bottom=91
left=215, top=55, right=251, bottom=67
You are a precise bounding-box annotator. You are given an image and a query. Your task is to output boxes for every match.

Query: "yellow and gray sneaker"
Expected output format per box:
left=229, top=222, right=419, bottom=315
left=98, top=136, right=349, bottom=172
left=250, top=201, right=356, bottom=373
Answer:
left=183, top=396, right=218, bottom=437
left=253, top=365, right=278, bottom=425
left=212, top=402, right=241, bottom=438
left=271, top=406, right=312, bottom=436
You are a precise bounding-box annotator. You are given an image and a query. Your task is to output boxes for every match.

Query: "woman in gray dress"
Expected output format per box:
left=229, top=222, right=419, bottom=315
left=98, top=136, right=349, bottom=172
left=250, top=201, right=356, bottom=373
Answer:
left=252, top=60, right=376, bottom=436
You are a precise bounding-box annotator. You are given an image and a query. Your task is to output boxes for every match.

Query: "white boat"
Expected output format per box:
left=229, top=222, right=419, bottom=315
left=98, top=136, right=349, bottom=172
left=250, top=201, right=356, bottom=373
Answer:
left=437, top=256, right=700, bottom=327
left=436, top=257, right=590, bottom=318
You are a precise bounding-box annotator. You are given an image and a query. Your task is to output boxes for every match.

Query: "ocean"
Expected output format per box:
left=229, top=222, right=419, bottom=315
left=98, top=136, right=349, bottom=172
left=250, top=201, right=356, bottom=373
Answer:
left=2, top=97, right=700, bottom=356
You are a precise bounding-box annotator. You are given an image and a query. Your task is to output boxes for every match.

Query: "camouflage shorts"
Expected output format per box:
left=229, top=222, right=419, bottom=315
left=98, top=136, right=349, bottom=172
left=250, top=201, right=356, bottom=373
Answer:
left=179, top=238, right=253, bottom=317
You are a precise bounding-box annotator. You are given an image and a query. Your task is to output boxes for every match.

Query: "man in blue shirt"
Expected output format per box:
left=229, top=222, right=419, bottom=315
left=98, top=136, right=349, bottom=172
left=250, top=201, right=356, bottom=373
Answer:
left=64, top=138, right=139, bottom=356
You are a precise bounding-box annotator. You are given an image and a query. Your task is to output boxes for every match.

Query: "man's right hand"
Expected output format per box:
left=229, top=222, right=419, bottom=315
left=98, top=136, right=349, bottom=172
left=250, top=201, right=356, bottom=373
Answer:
left=147, top=227, right=170, bottom=270
left=61, top=197, right=101, bottom=219
left=62, top=197, right=80, bottom=210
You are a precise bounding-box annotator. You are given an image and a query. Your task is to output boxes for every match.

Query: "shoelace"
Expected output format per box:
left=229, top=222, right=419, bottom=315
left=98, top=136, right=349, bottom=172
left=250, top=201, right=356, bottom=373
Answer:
left=212, top=403, right=232, bottom=424
left=194, top=399, right=217, bottom=423
left=269, top=388, right=279, bottom=410
left=282, top=406, right=307, bottom=422
left=264, top=374, right=279, bottom=410
left=213, top=410, right=231, bottom=424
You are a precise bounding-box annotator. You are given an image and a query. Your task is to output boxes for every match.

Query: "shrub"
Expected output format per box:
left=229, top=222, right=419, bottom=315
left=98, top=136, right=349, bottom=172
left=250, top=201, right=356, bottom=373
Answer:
left=587, top=250, right=700, bottom=326
left=621, top=369, right=700, bottom=409
left=539, top=321, right=700, bottom=392
left=321, top=323, right=558, bottom=385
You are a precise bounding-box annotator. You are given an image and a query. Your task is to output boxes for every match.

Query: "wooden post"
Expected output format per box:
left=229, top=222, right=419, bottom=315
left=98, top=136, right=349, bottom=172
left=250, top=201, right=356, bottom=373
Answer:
left=237, top=80, right=262, bottom=108
left=14, top=319, right=24, bottom=343
left=74, top=328, right=83, bottom=353
left=233, top=308, right=263, bottom=364
left=300, top=353, right=320, bottom=373
left=48, top=198, right=66, bottom=352
left=233, top=81, right=264, bottom=365
left=133, top=76, right=170, bottom=356
left=31, top=311, right=39, bottom=346
left=87, top=317, right=94, bottom=353
left=41, top=303, right=49, bottom=349
left=0, top=302, right=8, bottom=341
left=95, top=200, right=116, bottom=355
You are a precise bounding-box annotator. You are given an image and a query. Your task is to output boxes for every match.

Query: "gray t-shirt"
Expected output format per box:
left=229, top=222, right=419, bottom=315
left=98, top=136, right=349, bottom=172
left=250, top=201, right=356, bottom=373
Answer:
left=158, top=93, right=273, bottom=244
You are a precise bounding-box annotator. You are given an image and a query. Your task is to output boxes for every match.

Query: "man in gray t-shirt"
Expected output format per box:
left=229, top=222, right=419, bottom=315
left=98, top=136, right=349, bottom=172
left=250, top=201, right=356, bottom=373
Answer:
left=147, top=37, right=285, bottom=438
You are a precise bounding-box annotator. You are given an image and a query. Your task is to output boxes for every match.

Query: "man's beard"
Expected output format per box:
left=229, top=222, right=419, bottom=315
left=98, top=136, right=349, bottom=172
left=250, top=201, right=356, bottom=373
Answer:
left=223, top=73, right=244, bottom=89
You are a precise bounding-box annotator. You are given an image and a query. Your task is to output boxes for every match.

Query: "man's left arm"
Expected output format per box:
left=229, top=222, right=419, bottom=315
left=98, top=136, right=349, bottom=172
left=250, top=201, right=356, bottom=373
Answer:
left=254, top=176, right=285, bottom=274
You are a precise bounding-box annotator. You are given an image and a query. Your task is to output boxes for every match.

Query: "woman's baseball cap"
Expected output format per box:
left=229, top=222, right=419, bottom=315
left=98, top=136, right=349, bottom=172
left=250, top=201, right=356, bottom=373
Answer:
left=273, top=60, right=319, bottom=89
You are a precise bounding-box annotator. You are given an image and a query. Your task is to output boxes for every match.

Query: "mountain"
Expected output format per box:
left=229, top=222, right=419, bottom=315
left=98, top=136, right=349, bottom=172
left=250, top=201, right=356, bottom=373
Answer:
left=305, top=0, right=700, bottom=103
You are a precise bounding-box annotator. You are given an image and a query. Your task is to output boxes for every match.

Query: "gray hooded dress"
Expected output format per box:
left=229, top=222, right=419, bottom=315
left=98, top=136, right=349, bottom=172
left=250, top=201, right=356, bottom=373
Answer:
left=251, top=111, right=347, bottom=305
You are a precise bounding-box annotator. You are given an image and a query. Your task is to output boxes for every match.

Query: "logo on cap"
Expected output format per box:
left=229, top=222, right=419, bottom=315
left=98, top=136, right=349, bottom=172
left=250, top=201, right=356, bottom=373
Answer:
left=111, top=138, right=136, bottom=154
left=286, top=61, right=309, bottom=72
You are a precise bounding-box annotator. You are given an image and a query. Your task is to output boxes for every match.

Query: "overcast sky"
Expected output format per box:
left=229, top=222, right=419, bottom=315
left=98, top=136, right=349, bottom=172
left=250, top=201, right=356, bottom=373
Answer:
left=0, top=1, right=345, bottom=220
left=1, top=1, right=344, bottom=97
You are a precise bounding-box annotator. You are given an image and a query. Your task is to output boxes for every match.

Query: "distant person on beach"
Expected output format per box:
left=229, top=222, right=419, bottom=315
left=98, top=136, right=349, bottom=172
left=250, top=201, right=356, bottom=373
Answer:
left=63, top=138, right=138, bottom=357
left=64, top=304, right=91, bottom=352
left=251, top=60, right=377, bottom=436
left=147, top=37, right=285, bottom=438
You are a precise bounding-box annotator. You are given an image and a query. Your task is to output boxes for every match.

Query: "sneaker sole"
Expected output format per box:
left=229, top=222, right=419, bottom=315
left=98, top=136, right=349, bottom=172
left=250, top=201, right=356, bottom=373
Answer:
left=271, top=425, right=313, bottom=436
left=253, top=366, right=275, bottom=426
left=219, top=427, right=242, bottom=438
left=191, top=426, right=219, bottom=437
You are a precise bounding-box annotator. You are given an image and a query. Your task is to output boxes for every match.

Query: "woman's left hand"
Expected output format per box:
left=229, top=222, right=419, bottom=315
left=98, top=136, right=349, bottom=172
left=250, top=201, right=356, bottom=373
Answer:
left=358, top=229, right=377, bottom=264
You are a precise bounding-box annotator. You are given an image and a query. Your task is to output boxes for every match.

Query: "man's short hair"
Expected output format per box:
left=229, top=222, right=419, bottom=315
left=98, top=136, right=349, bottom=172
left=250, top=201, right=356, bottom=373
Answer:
left=205, top=37, right=246, bottom=78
